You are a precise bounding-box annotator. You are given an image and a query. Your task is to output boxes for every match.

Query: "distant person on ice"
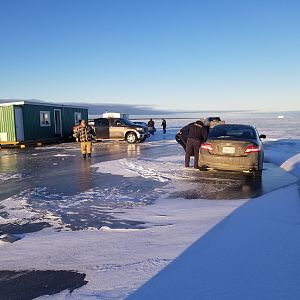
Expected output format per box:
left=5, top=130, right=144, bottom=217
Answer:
left=75, top=119, right=96, bottom=159
left=161, top=119, right=167, bottom=134
left=148, top=118, right=156, bottom=135
left=180, top=120, right=208, bottom=168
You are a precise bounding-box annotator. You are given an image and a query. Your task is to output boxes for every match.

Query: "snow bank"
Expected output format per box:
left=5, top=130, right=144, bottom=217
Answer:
left=281, top=153, right=300, bottom=178
left=264, top=139, right=300, bottom=178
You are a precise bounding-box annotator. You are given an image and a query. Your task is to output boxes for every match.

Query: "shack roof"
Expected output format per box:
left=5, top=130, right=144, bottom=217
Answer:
left=0, top=99, right=88, bottom=110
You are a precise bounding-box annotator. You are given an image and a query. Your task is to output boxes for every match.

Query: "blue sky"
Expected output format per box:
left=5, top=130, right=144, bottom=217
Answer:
left=0, top=0, right=299, bottom=111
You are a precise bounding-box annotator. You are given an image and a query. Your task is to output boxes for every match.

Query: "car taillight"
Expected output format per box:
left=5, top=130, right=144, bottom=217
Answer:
left=244, top=145, right=261, bottom=154
left=201, top=143, right=213, bottom=151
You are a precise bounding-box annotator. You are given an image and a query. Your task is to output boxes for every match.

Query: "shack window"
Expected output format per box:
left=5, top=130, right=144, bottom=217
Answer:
left=40, top=111, right=51, bottom=127
left=74, top=112, right=82, bottom=125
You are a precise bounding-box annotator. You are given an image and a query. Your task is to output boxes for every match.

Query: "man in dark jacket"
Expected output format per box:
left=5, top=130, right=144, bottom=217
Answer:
left=75, top=120, right=96, bottom=159
left=180, top=120, right=208, bottom=168
left=148, top=118, right=156, bottom=135
left=161, top=119, right=167, bottom=134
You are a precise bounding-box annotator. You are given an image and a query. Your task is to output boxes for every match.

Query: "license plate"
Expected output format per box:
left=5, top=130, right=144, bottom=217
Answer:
left=222, top=147, right=235, bottom=154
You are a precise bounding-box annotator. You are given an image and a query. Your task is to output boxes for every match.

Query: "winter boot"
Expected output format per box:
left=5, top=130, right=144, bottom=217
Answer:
left=82, top=153, right=87, bottom=159
left=87, top=153, right=91, bottom=158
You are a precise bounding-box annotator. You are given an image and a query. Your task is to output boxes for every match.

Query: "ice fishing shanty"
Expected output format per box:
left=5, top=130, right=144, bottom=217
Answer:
left=0, top=100, right=88, bottom=145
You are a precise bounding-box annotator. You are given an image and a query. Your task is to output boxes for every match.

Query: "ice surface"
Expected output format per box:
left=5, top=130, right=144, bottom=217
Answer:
left=0, top=111, right=300, bottom=299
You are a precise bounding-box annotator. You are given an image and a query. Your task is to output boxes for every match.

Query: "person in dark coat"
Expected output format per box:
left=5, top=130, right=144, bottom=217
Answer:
left=180, top=120, right=208, bottom=168
left=161, top=119, right=167, bottom=134
left=148, top=118, right=156, bottom=135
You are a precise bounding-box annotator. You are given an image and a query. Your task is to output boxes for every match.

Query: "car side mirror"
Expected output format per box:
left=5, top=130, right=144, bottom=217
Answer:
left=259, top=134, right=266, bottom=139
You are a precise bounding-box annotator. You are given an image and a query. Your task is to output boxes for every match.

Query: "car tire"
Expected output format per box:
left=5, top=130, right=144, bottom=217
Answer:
left=126, top=132, right=137, bottom=144
left=139, top=137, right=146, bottom=143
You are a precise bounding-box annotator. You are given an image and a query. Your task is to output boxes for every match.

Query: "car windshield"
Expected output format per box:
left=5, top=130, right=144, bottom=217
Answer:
left=209, top=126, right=256, bottom=140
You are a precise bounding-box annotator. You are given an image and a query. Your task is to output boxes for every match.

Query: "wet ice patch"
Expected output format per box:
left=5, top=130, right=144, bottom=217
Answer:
left=0, top=181, right=165, bottom=231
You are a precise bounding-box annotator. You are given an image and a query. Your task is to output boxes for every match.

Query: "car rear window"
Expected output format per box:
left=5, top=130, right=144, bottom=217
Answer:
left=209, top=126, right=256, bottom=139
left=208, top=117, right=221, bottom=122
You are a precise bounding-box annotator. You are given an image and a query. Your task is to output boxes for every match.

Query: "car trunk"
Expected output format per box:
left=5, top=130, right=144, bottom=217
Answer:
left=207, top=139, right=257, bottom=157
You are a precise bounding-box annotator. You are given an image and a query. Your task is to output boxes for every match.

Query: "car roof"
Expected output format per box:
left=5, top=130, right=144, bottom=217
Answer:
left=213, top=124, right=256, bottom=129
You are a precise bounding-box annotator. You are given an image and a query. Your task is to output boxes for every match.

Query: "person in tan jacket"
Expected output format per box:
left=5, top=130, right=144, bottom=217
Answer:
left=75, top=120, right=96, bottom=159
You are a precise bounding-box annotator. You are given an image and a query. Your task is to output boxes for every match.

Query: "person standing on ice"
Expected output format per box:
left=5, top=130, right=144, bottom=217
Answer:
left=180, top=120, right=208, bottom=168
left=161, top=119, right=167, bottom=134
left=148, top=118, right=156, bottom=135
left=75, top=119, right=96, bottom=159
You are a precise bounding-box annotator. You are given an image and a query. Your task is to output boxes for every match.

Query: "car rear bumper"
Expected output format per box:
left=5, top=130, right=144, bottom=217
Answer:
left=199, top=151, right=261, bottom=171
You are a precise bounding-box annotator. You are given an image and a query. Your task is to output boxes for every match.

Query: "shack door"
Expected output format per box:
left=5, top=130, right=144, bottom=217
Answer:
left=54, top=109, right=62, bottom=136
left=14, top=106, right=24, bottom=141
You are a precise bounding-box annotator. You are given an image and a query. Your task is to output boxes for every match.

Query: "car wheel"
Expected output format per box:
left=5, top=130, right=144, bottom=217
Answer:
left=126, top=132, right=137, bottom=144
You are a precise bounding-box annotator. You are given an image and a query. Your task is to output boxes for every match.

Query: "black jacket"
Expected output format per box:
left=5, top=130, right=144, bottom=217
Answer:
left=180, top=121, right=208, bottom=142
left=148, top=120, right=155, bottom=127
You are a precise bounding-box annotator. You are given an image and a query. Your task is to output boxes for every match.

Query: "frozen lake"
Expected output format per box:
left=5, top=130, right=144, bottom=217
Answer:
left=0, top=122, right=297, bottom=232
left=0, top=111, right=300, bottom=299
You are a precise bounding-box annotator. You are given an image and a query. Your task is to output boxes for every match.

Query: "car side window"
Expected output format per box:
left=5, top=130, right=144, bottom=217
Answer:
left=95, top=119, right=109, bottom=127
left=114, top=119, right=124, bottom=126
